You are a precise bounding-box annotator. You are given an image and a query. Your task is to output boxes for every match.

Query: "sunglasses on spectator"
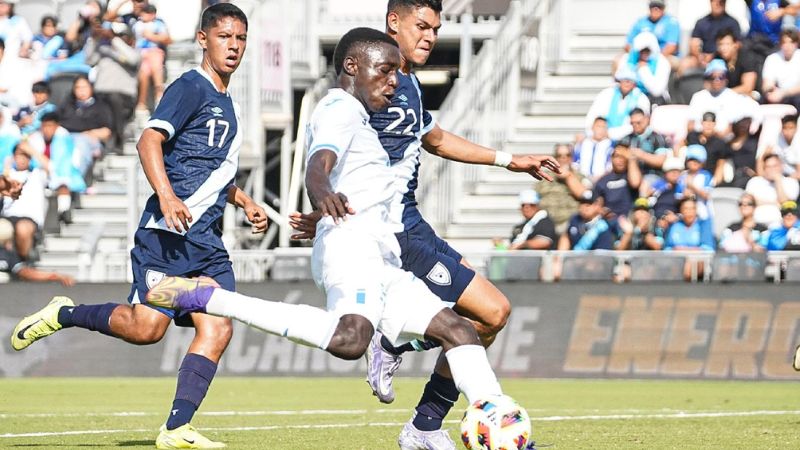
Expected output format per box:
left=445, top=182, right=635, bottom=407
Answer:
left=556, top=153, right=571, bottom=158
left=738, top=202, right=754, bottom=207
left=705, top=75, right=726, bottom=81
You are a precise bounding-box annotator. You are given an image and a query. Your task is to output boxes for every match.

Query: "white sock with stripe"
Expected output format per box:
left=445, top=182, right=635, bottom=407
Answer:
left=205, top=289, right=338, bottom=349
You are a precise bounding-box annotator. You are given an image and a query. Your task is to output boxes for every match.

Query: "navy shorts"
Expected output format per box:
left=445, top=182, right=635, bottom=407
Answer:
left=128, top=229, right=234, bottom=325
left=396, top=220, right=476, bottom=304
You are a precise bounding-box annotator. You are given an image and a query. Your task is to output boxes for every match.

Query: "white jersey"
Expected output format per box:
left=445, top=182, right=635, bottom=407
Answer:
left=307, top=88, right=398, bottom=238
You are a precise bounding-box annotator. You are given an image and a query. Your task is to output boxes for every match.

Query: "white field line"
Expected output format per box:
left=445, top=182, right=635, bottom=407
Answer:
left=2, top=410, right=800, bottom=439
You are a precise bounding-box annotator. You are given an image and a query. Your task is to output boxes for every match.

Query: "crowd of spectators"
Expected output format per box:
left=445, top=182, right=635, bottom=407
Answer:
left=0, top=0, right=171, bottom=283
left=497, top=0, right=800, bottom=280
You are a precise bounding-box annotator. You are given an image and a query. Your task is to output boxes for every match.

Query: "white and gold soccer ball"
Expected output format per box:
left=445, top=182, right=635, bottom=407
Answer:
left=460, top=395, right=532, bottom=450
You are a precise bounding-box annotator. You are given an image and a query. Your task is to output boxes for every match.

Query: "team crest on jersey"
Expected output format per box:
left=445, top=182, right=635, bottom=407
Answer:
left=145, top=269, right=166, bottom=289
left=210, top=106, right=224, bottom=117
left=426, top=262, right=452, bottom=286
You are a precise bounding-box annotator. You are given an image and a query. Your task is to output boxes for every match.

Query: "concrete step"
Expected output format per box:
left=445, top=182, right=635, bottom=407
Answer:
left=446, top=222, right=511, bottom=239
left=77, top=193, right=128, bottom=209
left=458, top=194, right=519, bottom=210
left=71, top=209, right=128, bottom=225
left=569, top=34, right=625, bottom=50
left=501, top=141, right=560, bottom=155
left=102, top=154, right=138, bottom=169
left=35, top=264, right=79, bottom=278
left=528, top=100, right=592, bottom=116
left=37, top=251, right=81, bottom=267
left=536, top=90, right=599, bottom=103
left=541, top=75, right=611, bottom=89
left=554, top=60, right=612, bottom=77
left=473, top=179, right=539, bottom=196
left=100, top=167, right=129, bottom=183
left=42, top=236, right=127, bottom=252
left=454, top=210, right=519, bottom=224
left=88, top=181, right=128, bottom=195
left=515, top=116, right=585, bottom=131
left=58, top=222, right=128, bottom=238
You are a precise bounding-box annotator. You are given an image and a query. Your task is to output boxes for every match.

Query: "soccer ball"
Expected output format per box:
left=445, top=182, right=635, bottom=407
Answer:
left=460, top=394, right=531, bottom=450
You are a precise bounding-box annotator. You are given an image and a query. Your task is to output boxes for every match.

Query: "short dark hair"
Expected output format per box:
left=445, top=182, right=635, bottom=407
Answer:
left=201, top=3, right=248, bottom=32
left=40, top=112, right=59, bottom=123
left=32, top=81, right=50, bottom=95
left=629, top=107, right=646, bottom=117
left=593, top=116, right=608, bottom=124
left=781, top=29, right=800, bottom=44
left=333, top=27, right=398, bottom=76
left=41, top=15, right=58, bottom=28
left=782, top=114, right=798, bottom=125
left=716, top=27, right=738, bottom=42
left=387, top=0, right=443, bottom=17
left=0, top=38, right=5, bottom=51
left=763, top=153, right=781, bottom=164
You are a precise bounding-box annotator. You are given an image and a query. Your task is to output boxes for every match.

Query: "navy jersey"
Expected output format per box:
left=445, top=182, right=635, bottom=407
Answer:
left=142, top=68, right=241, bottom=249
left=370, top=71, right=435, bottom=231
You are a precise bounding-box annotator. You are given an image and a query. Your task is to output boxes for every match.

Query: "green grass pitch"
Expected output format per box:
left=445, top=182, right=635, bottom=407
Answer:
left=0, top=378, right=798, bottom=449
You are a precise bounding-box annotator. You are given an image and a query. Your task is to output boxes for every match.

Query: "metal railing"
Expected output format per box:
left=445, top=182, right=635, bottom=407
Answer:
left=417, top=0, right=541, bottom=233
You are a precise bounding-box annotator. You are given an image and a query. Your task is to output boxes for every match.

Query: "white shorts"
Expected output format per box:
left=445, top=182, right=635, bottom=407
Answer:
left=312, top=225, right=447, bottom=346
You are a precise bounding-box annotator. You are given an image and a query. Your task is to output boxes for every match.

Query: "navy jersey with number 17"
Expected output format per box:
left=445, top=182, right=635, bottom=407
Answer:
left=142, top=68, right=242, bottom=250
left=369, top=71, right=435, bottom=232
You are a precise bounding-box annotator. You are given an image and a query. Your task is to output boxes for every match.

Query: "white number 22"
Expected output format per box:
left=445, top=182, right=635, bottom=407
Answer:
left=205, top=119, right=230, bottom=147
left=384, top=107, right=417, bottom=135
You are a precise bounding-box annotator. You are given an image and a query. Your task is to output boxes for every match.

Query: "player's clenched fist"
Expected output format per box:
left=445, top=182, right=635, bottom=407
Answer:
left=244, top=200, right=268, bottom=233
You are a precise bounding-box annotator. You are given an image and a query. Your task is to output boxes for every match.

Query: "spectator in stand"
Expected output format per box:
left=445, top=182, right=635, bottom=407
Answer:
left=688, top=59, right=754, bottom=136
left=585, top=66, right=650, bottom=142
left=0, top=38, right=31, bottom=110
left=719, top=193, right=767, bottom=252
left=27, top=112, right=86, bottom=224
left=64, top=0, right=104, bottom=57
left=745, top=153, right=800, bottom=226
left=28, top=15, right=65, bottom=61
left=0, top=106, right=20, bottom=165
left=664, top=197, right=715, bottom=280
left=16, top=82, right=57, bottom=135
left=680, top=0, right=742, bottom=75
left=746, top=0, right=798, bottom=47
left=762, top=29, right=800, bottom=110
left=535, top=143, right=591, bottom=234
left=495, top=190, right=558, bottom=250
left=624, top=31, right=671, bottom=105
left=575, top=117, right=614, bottom=181
left=772, top=114, right=799, bottom=177
left=650, top=157, right=683, bottom=218
left=676, top=145, right=714, bottom=221
left=616, top=197, right=664, bottom=250
left=0, top=218, right=74, bottom=286
left=725, top=114, right=761, bottom=188
left=591, top=143, right=642, bottom=219
left=686, top=111, right=731, bottom=185
left=0, top=0, right=32, bottom=60
left=105, top=0, right=150, bottom=29
left=133, top=3, right=171, bottom=113
left=2, top=142, right=49, bottom=260
left=84, top=24, right=140, bottom=154
left=625, top=0, right=681, bottom=63
left=761, top=200, right=800, bottom=249
left=558, top=192, right=618, bottom=251
left=620, top=107, right=669, bottom=181
left=57, top=75, right=112, bottom=177
left=713, top=29, right=759, bottom=99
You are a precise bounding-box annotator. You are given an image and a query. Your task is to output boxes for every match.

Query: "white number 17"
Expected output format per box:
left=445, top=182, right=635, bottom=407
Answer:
left=205, top=119, right=230, bottom=147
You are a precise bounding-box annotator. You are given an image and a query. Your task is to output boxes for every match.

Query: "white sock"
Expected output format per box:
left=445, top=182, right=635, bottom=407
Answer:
left=445, top=345, right=503, bottom=404
left=205, top=288, right=339, bottom=349
left=57, top=194, right=71, bottom=213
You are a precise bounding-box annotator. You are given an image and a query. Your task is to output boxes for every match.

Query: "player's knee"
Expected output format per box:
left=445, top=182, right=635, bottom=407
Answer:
left=427, top=308, right=481, bottom=349
left=483, top=294, right=511, bottom=336
left=128, top=326, right=166, bottom=345
left=327, top=315, right=373, bottom=360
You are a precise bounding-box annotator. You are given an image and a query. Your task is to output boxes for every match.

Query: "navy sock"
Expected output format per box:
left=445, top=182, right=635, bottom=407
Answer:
left=166, top=353, right=218, bottom=430
left=381, top=335, right=441, bottom=356
left=412, top=372, right=460, bottom=431
left=58, top=303, right=117, bottom=337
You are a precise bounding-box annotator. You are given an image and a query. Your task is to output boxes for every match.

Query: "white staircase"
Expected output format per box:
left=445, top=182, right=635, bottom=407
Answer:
left=442, top=0, right=642, bottom=250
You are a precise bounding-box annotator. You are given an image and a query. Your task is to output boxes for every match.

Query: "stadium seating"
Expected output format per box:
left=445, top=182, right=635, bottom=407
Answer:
left=15, top=0, right=56, bottom=29
left=710, top=187, right=744, bottom=237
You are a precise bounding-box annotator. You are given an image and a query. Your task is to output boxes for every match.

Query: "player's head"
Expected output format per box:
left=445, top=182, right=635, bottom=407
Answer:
left=334, top=27, right=400, bottom=112
left=386, top=0, right=442, bottom=68
left=198, top=3, right=248, bottom=79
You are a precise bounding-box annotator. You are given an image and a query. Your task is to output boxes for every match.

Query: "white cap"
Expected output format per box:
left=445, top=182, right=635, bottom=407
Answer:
left=662, top=157, right=685, bottom=172
left=519, top=189, right=541, bottom=205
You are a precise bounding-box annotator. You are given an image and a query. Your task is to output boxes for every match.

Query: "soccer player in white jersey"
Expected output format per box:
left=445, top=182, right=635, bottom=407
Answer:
left=145, top=27, right=507, bottom=419
left=11, top=5, right=266, bottom=448
left=290, top=1, right=560, bottom=448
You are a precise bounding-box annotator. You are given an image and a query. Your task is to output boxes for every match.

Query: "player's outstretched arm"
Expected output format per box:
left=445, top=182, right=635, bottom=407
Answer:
left=421, top=125, right=561, bottom=181
left=305, top=150, right=354, bottom=224
left=137, top=128, right=192, bottom=233
left=227, top=185, right=268, bottom=233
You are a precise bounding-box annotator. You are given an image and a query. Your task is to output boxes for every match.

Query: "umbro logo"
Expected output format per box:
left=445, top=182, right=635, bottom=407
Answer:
left=398, top=94, right=408, bottom=102
left=210, top=106, right=224, bottom=117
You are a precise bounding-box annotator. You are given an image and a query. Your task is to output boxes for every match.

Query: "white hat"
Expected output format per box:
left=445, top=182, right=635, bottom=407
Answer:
left=0, top=218, right=13, bottom=243
left=662, top=158, right=685, bottom=172
left=519, top=189, right=541, bottom=205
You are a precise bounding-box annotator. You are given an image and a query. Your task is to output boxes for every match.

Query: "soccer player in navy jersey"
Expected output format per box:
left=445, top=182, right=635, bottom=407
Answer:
left=11, top=4, right=265, bottom=448
left=290, top=1, right=559, bottom=448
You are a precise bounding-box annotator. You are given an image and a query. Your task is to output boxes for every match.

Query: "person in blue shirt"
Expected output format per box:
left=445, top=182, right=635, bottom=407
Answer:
left=761, top=200, right=800, bottom=249
left=745, top=0, right=797, bottom=46
left=11, top=5, right=265, bottom=448
left=664, top=197, right=716, bottom=279
left=559, top=192, right=619, bottom=250
left=625, top=0, right=681, bottom=60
